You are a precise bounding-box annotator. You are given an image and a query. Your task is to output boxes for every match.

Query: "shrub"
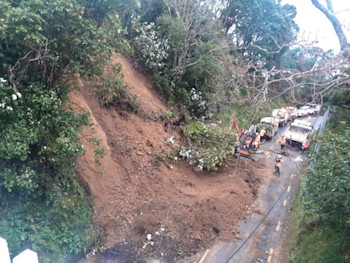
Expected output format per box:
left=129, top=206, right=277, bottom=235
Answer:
left=0, top=175, right=92, bottom=263
left=179, top=122, right=238, bottom=171
left=0, top=81, right=91, bottom=262
left=303, top=120, right=350, bottom=230
left=93, top=64, right=140, bottom=112
left=131, top=16, right=169, bottom=71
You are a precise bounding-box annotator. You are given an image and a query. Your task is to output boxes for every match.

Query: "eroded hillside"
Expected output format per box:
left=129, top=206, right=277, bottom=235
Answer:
left=72, top=55, right=273, bottom=262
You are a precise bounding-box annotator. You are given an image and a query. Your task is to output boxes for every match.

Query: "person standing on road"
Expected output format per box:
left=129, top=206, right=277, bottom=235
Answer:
left=280, top=135, right=286, bottom=150
left=302, top=140, right=310, bottom=153
left=275, top=156, right=282, bottom=176
left=253, top=133, right=260, bottom=150
left=272, top=119, right=278, bottom=127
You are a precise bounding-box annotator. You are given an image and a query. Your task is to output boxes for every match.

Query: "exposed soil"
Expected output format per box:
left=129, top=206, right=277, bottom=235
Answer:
left=70, top=55, right=274, bottom=263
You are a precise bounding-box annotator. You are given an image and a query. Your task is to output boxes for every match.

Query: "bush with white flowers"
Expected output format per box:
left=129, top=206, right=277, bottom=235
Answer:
left=0, top=77, right=23, bottom=112
left=189, top=88, right=213, bottom=120
left=179, top=122, right=238, bottom=171
left=132, top=16, right=169, bottom=71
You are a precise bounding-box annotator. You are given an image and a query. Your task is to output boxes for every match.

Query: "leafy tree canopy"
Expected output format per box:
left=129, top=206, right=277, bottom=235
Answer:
left=220, top=0, right=299, bottom=67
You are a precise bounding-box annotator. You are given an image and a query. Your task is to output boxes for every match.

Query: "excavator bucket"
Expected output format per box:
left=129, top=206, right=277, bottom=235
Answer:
left=238, top=148, right=250, bottom=156
left=235, top=148, right=256, bottom=161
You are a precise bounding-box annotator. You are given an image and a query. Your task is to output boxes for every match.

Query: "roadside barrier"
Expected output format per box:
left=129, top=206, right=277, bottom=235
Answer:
left=0, top=237, right=38, bottom=263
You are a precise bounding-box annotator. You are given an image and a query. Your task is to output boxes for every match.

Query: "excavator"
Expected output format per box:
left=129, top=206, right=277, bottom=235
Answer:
left=229, top=118, right=260, bottom=159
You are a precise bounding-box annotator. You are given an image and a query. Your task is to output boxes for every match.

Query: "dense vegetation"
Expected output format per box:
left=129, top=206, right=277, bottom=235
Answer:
left=290, top=106, right=350, bottom=262
left=0, top=0, right=349, bottom=261
left=0, top=0, right=128, bottom=261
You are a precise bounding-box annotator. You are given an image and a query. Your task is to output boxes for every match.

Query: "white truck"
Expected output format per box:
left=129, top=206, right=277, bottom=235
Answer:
left=297, top=107, right=308, bottom=117
left=283, top=119, right=313, bottom=148
left=286, top=106, right=297, bottom=121
left=256, top=117, right=278, bottom=140
left=307, top=103, right=321, bottom=115
left=299, top=105, right=314, bottom=115
left=272, top=109, right=289, bottom=127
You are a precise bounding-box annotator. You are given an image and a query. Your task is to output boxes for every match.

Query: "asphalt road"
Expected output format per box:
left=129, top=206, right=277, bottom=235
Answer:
left=180, top=114, right=323, bottom=263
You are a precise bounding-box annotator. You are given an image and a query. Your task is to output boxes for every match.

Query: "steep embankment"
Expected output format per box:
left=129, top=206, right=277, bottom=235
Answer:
left=71, top=55, right=272, bottom=262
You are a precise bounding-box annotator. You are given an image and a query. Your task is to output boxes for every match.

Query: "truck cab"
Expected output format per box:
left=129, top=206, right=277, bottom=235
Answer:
left=272, top=109, right=289, bottom=127
left=297, top=107, right=308, bottom=117
left=286, top=106, right=297, bottom=120
left=307, top=103, right=321, bottom=115
left=284, top=119, right=313, bottom=148
left=300, top=105, right=314, bottom=115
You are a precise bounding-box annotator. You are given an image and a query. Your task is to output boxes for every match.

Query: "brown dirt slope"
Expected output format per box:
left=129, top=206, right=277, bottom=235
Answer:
left=71, top=55, right=273, bottom=263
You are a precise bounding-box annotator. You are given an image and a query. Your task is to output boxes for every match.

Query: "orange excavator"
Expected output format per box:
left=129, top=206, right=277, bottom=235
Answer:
left=229, top=118, right=260, bottom=158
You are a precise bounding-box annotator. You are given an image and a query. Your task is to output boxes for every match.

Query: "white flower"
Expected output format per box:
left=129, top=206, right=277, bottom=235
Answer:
left=6, top=106, right=13, bottom=111
left=16, top=92, right=22, bottom=98
left=146, top=234, right=152, bottom=241
left=0, top=103, right=5, bottom=108
left=166, top=136, right=175, bottom=144
left=11, top=94, right=17, bottom=100
left=0, top=78, right=6, bottom=83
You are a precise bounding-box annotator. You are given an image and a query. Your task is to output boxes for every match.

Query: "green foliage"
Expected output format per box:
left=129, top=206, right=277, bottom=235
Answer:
left=281, top=47, right=320, bottom=72
left=93, top=71, right=125, bottom=106
left=164, top=111, right=174, bottom=119
left=79, top=0, right=139, bottom=26
left=0, top=0, right=133, bottom=261
left=328, top=87, right=350, bottom=108
left=216, top=103, right=269, bottom=129
left=93, top=64, right=140, bottom=112
left=132, top=19, right=169, bottom=70
left=90, top=137, right=105, bottom=175
left=184, top=41, right=225, bottom=93
left=156, top=15, right=185, bottom=69
left=221, top=0, right=298, bottom=67
left=0, top=82, right=91, bottom=261
left=289, top=171, right=350, bottom=263
left=303, top=119, right=350, bottom=230
left=0, top=83, right=88, bottom=191
left=139, top=0, right=165, bottom=24
left=179, top=122, right=238, bottom=171
left=0, top=176, right=92, bottom=263
left=131, top=2, right=233, bottom=119
left=0, top=0, right=127, bottom=86
left=290, top=220, right=350, bottom=263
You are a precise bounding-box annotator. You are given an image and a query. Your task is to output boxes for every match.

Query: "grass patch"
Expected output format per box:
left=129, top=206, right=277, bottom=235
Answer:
left=289, top=174, right=350, bottom=263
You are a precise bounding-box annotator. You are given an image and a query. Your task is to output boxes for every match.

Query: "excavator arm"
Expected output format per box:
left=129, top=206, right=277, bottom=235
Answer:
left=229, top=118, right=242, bottom=139
left=229, top=118, right=257, bottom=158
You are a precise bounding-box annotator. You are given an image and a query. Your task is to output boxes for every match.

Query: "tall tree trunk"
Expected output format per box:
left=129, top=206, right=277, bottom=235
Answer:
left=311, top=0, right=349, bottom=51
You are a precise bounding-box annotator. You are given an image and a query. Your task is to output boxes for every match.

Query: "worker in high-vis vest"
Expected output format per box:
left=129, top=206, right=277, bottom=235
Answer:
left=275, top=156, right=282, bottom=176
left=280, top=135, right=287, bottom=150
left=260, top=128, right=266, bottom=138
left=253, top=134, right=261, bottom=151
left=302, top=140, right=310, bottom=153
left=272, top=119, right=278, bottom=127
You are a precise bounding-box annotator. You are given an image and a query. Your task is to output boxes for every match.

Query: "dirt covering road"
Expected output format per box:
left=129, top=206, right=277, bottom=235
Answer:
left=72, top=55, right=275, bottom=263
left=183, top=116, right=322, bottom=263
